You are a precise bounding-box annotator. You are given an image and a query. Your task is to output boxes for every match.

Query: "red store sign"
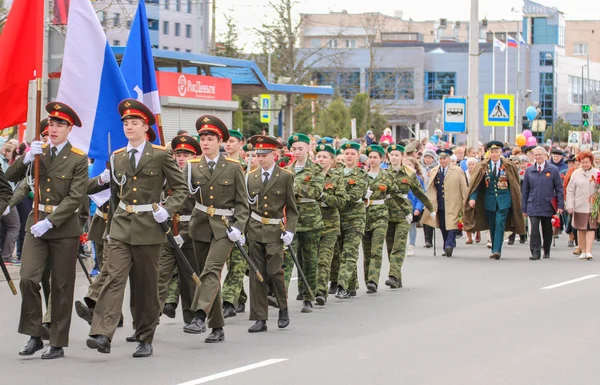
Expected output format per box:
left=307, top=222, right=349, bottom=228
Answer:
left=156, top=71, right=232, bottom=101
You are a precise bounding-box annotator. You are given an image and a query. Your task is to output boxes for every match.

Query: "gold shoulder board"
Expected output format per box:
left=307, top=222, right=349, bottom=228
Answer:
left=70, top=147, right=85, bottom=156
left=152, top=145, right=166, bottom=151
left=113, top=147, right=126, bottom=154
left=188, top=158, right=201, bottom=163
left=226, top=157, right=240, bottom=163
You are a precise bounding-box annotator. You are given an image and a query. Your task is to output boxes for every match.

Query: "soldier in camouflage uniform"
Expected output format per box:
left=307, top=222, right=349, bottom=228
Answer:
left=328, top=146, right=345, bottom=294
left=334, top=142, right=368, bottom=299
left=284, top=133, right=325, bottom=313
left=222, top=129, right=249, bottom=318
left=385, top=144, right=433, bottom=288
left=313, top=143, right=345, bottom=305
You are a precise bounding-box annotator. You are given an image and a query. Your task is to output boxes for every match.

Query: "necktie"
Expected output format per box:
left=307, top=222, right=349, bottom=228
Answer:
left=50, top=147, right=57, bottom=161
left=130, top=149, right=137, bottom=170
left=538, top=165, right=542, bottom=173
left=208, top=161, right=216, bottom=173
left=263, top=171, right=269, bottom=187
left=492, top=162, right=497, bottom=177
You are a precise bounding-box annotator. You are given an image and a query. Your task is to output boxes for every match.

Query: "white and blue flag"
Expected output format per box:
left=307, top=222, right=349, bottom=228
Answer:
left=120, top=0, right=161, bottom=144
left=57, top=0, right=131, bottom=176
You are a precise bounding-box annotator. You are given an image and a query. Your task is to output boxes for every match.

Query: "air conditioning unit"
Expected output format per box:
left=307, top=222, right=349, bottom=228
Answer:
left=440, top=18, right=447, bottom=28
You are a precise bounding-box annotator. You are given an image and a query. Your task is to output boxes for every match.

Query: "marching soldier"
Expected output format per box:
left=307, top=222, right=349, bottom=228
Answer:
left=284, top=133, right=324, bottom=313
left=8, top=102, right=88, bottom=359
left=87, top=99, right=188, bottom=358
left=245, top=135, right=298, bottom=332
left=313, top=144, right=345, bottom=305
left=156, top=134, right=202, bottom=328
left=222, top=128, right=249, bottom=318
left=182, top=116, right=249, bottom=344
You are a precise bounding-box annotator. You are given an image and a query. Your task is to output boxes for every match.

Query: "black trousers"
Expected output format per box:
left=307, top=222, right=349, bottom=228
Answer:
left=423, top=225, right=434, bottom=244
left=529, top=216, right=553, bottom=257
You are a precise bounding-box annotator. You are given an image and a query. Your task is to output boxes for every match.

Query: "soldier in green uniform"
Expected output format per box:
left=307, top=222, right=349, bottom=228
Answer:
left=334, top=142, right=368, bottom=299
left=245, top=135, right=298, bottom=332
left=385, top=144, right=433, bottom=288
left=8, top=102, right=88, bottom=360
left=87, top=99, right=188, bottom=358
left=313, top=144, right=345, bottom=305
left=156, top=134, right=202, bottom=328
left=284, top=133, right=324, bottom=313
left=222, top=128, right=249, bottom=318
left=181, top=116, right=250, bottom=344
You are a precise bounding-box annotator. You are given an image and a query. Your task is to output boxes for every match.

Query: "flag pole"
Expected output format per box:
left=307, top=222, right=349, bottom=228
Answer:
left=33, top=77, right=42, bottom=224
left=504, top=30, right=509, bottom=143
left=492, top=32, right=496, bottom=140
left=156, top=113, right=165, bottom=146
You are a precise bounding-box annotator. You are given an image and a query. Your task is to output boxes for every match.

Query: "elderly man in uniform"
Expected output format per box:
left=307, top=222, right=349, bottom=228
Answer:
left=87, top=99, right=188, bottom=358
left=245, top=135, right=298, bottom=332
left=422, top=149, right=467, bottom=257
left=464, top=141, right=525, bottom=259
left=181, top=116, right=249, bottom=344
left=8, top=102, right=87, bottom=359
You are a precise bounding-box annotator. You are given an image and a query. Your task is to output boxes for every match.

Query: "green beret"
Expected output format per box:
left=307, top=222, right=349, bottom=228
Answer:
left=229, top=129, right=243, bottom=141
left=387, top=144, right=405, bottom=153
left=315, top=143, right=335, bottom=157
left=336, top=148, right=344, bottom=156
left=340, top=141, right=361, bottom=152
left=242, top=143, right=254, bottom=152
left=366, top=145, right=385, bottom=157
left=287, top=133, right=311, bottom=148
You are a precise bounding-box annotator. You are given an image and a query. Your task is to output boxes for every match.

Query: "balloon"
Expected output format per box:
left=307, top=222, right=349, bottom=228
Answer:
left=526, top=136, right=537, bottom=146
left=516, top=134, right=526, bottom=147
left=526, top=106, right=538, bottom=121
left=522, top=130, right=532, bottom=138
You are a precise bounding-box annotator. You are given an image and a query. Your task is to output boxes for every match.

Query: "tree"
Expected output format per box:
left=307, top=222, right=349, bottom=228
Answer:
left=216, top=11, right=244, bottom=58
left=543, top=118, right=600, bottom=144
left=316, top=97, right=351, bottom=138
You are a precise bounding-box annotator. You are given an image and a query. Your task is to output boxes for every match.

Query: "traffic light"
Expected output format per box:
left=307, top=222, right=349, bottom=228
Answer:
left=582, top=104, right=591, bottom=128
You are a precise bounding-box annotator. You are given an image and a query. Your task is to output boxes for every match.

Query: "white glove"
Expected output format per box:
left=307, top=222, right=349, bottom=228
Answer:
left=405, top=214, right=413, bottom=224
left=364, top=189, right=373, bottom=200
left=99, top=169, right=111, bottom=185
left=281, top=231, right=294, bottom=246
left=227, top=227, right=243, bottom=243
left=239, top=234, right=246, bottom=245
left=174, top=235, right=185, bottom=248
left=24, top=141, right=43, bottom=164
left=2, top=207, right=10, bottom=216
left=106, top=235, right=111, bottom=243
left=431, top=212, right=437, bottom=219
left=30, top=218, right=53, bottom=238
left=153, top=206, right=169, bottom=223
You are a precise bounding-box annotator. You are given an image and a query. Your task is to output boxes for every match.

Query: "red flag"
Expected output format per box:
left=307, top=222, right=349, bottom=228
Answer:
left=0, top=0, right=44, bottom=130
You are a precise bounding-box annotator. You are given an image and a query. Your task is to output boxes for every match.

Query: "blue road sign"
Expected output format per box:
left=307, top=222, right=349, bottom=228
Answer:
left=443, top=97, right=467, bottom=133
left=484, top=94, right=514, bottom=126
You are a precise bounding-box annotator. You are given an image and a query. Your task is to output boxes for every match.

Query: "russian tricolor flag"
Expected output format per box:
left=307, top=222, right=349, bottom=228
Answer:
left=57, top=0, right=131, bottom=175
left=507, top=36, right=518, bottom=48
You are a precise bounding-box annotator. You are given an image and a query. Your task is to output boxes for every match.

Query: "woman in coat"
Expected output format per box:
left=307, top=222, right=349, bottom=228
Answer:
left=566, top=151, right=599, bottom=260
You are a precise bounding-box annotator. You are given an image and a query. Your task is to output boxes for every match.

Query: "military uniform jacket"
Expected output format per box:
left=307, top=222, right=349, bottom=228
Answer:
left=339, top=166, right=368, bottom=233
left=165, top=180, right=196, bottom=249
left=86, top=175, right=110, bottom=243
left=106, top=141, right=188, bottom=246
left=319, top=168, right=346, bottom=236
left=6, top=142, right=88, bottom=239
left=364, top=170, right=392, bottom=231
left=286, top=159, right=324, bottom=232
left=246, top=165, right=298, bottom=243
left=185, top=156, right=249, bottom=243
left=387, top=166, right=433, bottom=222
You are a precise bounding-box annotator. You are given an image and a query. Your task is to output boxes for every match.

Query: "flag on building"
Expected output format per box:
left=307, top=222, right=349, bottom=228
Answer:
left=493, top=37, right=506, bottom=52
left=0, top=0, right=43, bottom=130
left=57, top=0, right=131, bottom=175
left=120, top=0, right=162, bottom=144
left=518, top=33, right=528, bottom=48
left=507, top=36, right=518, bottom=48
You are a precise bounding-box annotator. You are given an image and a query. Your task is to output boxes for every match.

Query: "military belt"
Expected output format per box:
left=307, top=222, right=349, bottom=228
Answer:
left=178, top=215, right=192, bottom=222
left=366, top=199, right=386, bottom=206
left=194, top=202, right=234, bottom=217
left=250, top=212, right=282, bottom=225
left=298, top=198, right=316, bottom=203
left=34, top=204, right=78, bottom=214
left=118, top=201, right=154, bottom=213
left=94, top=208, right=108, bottom=220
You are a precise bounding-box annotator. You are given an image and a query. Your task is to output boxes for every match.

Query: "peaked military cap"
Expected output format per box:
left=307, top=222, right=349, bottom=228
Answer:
left=248, top=135, right=281, bottom=154
left=40, top=119, right=49, bottom=137
left=46, top=101, right=82, bottom=127
left=436, top=148, right=453, bottom=158
left=485, top=140, right=504, bottom=151
left=171, top=134, right=201, bottom=155
left=196, top=115, right=229, bottom=141
left=118, top=99, right=157, bottom=142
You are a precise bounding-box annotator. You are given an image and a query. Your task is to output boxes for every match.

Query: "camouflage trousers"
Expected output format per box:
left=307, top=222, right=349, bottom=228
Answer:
left=316, top=231, right=339, bottom=297
left=222, top=246, right=248, bottom=307
left=338, top=229, right=363, bottom=291
left=362, top=222, right=389, bottom=286
left=165, top=270, right=180, bottom=305
left=329, top=237, right=341, bottom=284
left=386, top=221, right=410, bottom=280
left=284, top=229, right=321, bottom=302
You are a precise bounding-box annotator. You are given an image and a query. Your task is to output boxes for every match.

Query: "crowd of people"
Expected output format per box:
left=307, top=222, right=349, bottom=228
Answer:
left=3, top=98, right=596, bottom=361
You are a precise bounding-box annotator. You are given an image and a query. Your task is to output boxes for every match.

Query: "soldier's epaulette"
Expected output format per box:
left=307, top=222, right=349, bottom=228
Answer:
left=280, top=168, right=294, bottom=174
left=225, top=157, right=240, bottom=164
left=70, top=146, right=85, bottom=156
left=152, top=144, right=166, bottom=151
left=114, top=147, right=126, bottom=154
left=188, top=158, right=201, bottom=163
left=248, top=168, right=259, bottom=174
left=42, top=143, right=49, bottom=149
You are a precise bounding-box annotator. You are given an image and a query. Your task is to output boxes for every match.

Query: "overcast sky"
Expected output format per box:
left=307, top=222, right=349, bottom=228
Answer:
left=216, top=0, right=599, bottom=49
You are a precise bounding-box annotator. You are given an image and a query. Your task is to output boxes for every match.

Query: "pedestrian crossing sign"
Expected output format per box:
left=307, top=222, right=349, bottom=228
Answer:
left=484, top=94, right=514, bottom=126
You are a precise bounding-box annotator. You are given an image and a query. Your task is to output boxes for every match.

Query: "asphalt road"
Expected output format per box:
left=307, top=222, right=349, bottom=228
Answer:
left=1, top=231, right=599, bottom=385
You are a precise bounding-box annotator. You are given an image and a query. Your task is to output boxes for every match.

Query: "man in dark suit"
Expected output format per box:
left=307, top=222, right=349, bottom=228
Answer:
left=522, top=146, right=564, bottom=260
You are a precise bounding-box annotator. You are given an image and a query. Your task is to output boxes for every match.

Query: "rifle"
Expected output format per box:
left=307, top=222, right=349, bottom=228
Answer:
left=152, top=203, right=201, bottom=287
left=221, top=216, right=263, bottom=282
left=279, top=221, right=313, bottom=298
left=0, top=258, right=17, bottom=295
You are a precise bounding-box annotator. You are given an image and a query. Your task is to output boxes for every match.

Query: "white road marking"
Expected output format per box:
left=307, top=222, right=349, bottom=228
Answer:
left=176, top=359, right=288, bottom=385
left=541, top=275, right=599, bottom=290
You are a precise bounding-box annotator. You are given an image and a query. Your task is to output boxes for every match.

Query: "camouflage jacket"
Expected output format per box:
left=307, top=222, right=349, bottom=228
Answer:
left=339, top=166, right=368, bottom=233
left=287, top=159, right=324, bottom=232
left=319, top=167, right=345, bottom=235
left=387, top=166, right=433, bottom=222
left=364, top=170, right=392, bottom=231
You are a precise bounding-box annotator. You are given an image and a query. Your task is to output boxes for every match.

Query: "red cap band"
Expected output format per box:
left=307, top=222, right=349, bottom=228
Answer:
left=199, top=124, right=223, bottom=139
left=123, top=108, right=149, bottom=124
left=49, top=111, right=74, bottom=125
